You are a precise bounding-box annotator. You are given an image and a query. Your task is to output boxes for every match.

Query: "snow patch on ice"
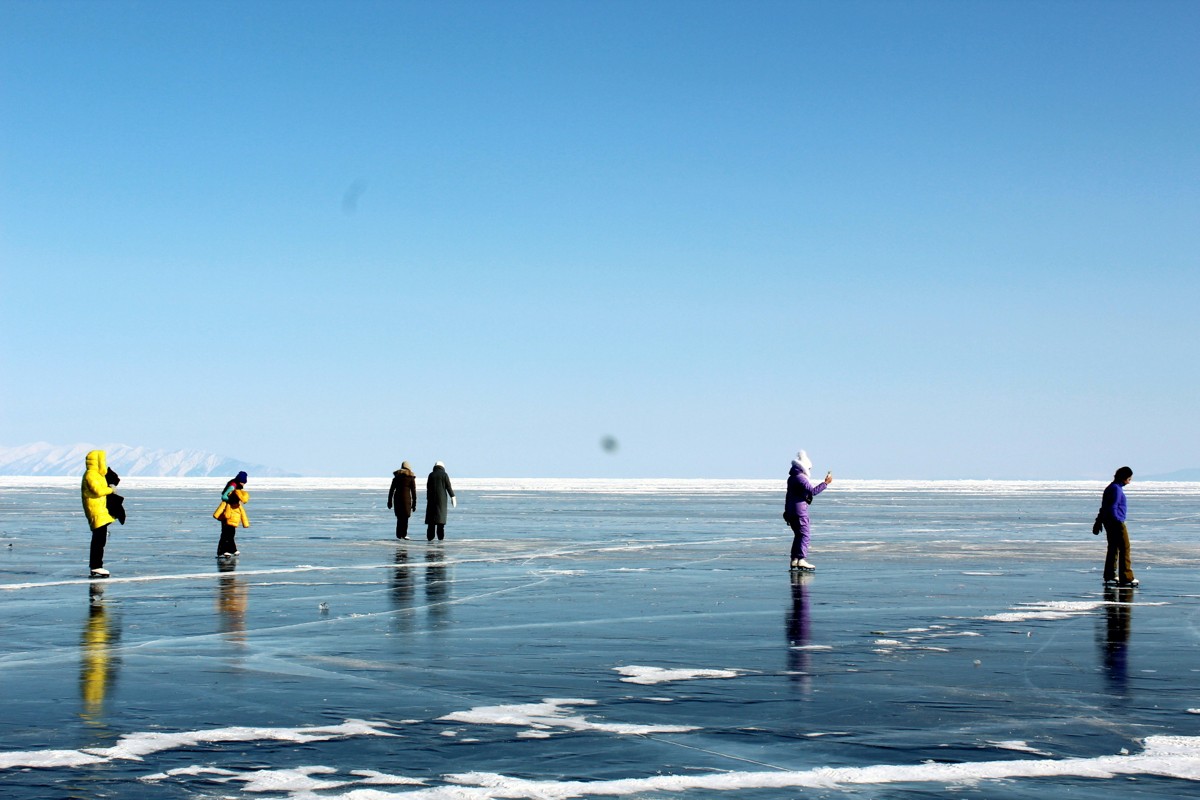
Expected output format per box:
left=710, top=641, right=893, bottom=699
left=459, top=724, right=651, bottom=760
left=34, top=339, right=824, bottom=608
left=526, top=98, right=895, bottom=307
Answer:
left=979, top=600, right=1169, bottom=623
left=0, top=721, right=395, bottom=775
left=228, top=765, right=348, bottom=793
left=349, top=769, right=426, bottom=785
left=0, top=749, right=107, bottom=770
left=988, top=740, right=1052, bottom=756
left=141, top=765, right=239, bottom=781
left=438, top=698, right=698, bottom=736
left=88, top=719, right=394, bottom=762
left=978, top=601, right=1105, bottom=623
left=614, top=665, right=742, bottom=685
left=19, top=725, right=1200, bottom=798
left=390, top=734, right=1200, bottom=796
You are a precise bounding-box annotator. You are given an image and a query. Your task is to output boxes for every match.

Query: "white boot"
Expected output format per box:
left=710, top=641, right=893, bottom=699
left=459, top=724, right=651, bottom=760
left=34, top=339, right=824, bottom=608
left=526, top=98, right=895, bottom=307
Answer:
left=797, top=558, right=815, bottom=571
left=89, top=567, right=110, bottom=578
left=790, top=558, right=800, bottom=570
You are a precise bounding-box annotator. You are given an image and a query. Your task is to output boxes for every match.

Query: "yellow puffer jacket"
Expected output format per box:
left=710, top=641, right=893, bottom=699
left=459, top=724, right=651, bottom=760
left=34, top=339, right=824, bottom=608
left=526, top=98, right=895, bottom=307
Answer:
left=81, top=450, right=115, bottom=531
left=213, top=490, right=250, bottom=528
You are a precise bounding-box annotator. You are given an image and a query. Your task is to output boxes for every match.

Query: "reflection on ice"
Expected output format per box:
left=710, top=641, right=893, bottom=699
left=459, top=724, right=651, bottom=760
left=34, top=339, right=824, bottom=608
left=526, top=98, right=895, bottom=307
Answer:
left=4, top=481, right=1200, bottom=798
left=216, top=560, right=248, bottom=643
left=80, top=583, right=119, bottom=726
left=1098, top=585, right=1135, bottom=695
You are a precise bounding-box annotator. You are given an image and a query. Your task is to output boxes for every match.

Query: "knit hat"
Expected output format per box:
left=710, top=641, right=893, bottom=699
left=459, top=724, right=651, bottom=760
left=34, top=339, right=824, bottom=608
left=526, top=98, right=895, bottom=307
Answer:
left=401, top=461, right=412, bottom=471
left=795, top=450, right=813, bottom=473
left=435, top=461, right=445, bottom=468
left=235, top=471, right=248, bottom=484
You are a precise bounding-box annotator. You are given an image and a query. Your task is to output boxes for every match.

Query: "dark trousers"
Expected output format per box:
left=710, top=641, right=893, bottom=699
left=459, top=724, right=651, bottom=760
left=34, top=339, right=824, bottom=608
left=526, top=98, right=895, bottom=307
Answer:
left=1103, top=520, right=1134, bottom=583
left=89, top=525, right=109, bottom=570
left=395, top=514, right=410, bottom=539
left=217, top=523, right=239, bottom=556
left=427, top=523, right=445, bottom=541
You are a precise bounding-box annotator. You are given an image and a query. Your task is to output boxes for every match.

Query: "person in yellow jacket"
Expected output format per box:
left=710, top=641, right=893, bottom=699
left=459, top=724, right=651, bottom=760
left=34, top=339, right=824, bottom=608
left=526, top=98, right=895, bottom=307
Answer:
left=214, top=478, right=250, bottom=559
left=81, top=450, right=116, bottom=577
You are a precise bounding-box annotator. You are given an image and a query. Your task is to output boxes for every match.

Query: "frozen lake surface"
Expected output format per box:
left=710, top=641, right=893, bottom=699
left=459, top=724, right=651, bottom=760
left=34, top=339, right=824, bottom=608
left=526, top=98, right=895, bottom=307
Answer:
left=2, top=478, right=1200, bottom=799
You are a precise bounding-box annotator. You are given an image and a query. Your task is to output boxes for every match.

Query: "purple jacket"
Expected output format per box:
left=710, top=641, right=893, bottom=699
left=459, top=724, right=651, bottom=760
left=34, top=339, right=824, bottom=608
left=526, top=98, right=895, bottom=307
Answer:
left=1099, top=481, right=1128, bottom=523
left=784, top=461, right=826, bottom=521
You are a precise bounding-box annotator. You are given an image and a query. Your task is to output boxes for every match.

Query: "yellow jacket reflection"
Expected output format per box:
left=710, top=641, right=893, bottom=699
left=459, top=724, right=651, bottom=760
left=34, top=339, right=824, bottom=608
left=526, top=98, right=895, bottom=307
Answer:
left=81, top=598, right=117, bottom=718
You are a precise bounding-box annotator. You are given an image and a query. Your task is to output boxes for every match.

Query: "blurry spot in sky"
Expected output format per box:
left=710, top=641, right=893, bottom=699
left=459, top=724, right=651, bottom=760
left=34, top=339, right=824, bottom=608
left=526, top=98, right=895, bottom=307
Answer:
left=342, top=180, right=368, bottom=214
left=600, top=435, right=619, bottom=454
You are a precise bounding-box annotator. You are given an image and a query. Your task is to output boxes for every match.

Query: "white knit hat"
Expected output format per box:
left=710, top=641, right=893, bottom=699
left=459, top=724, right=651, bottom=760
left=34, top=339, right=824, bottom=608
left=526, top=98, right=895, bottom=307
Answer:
left=795, top=450, right=813, bottom=472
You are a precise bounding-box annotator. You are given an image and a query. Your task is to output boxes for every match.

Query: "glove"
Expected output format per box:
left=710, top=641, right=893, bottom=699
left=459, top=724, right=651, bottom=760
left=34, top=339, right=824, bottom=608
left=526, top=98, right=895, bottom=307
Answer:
left=1092, top=518, right=1102, bottom=535
left=451, top=496, right=457, bottom=508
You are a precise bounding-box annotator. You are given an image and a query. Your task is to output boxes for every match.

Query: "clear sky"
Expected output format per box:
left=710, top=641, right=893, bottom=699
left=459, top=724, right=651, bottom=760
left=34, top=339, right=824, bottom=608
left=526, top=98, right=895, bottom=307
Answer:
left=2, top=1, right=1197, bottom=479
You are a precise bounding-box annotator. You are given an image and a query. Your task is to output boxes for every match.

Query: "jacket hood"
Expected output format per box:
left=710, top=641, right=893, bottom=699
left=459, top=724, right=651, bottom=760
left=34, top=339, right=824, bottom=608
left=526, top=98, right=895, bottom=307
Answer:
left=394, top=467, right=415, bottom=477
left=790, top=460, right=807, bottom=476
left=85, top=450, right=107, bottom=475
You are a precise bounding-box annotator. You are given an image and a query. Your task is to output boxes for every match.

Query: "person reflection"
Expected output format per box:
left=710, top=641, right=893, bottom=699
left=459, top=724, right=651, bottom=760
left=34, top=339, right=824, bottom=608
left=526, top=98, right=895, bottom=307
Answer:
left=216, top=559, right=248, bottom=644
left=786, top=571, right=813, bottom=696
left=80, top=583, right=120, bottom=725
left=425, top=544, right=451, bottom=628
left=1099, top=585, right=1133, bottom=695
left=390, top=548, right=416, bottom=634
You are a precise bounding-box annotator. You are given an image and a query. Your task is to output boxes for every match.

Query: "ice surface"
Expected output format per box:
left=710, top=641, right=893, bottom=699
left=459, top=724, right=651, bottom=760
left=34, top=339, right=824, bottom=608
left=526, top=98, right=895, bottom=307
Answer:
left=2, top=479, right=1200, bottom=798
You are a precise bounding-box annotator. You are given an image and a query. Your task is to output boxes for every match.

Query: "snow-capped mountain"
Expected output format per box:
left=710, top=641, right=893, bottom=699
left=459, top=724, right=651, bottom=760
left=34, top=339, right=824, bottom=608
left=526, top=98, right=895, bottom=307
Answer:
left=0, top=442, right=298, bottom=477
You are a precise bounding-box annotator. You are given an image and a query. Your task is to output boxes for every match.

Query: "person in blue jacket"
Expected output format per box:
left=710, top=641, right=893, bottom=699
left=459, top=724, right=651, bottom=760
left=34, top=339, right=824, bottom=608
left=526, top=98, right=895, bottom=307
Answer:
left=783, top=450, right=832, bottom=571
left=1093, top=466, right=1137, bottom=587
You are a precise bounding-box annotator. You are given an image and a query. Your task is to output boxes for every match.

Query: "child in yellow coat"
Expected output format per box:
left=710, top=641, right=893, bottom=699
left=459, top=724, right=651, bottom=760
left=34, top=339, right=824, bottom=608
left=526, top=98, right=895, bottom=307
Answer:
left=214, top=487, right=250, bottom=559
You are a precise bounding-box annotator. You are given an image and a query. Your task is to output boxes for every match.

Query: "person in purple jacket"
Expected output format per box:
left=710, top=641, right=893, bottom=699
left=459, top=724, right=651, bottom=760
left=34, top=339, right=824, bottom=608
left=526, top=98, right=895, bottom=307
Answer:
left=784, top=450, right=833, bottom=571
left=1093, top=466, right=1138, bottom=587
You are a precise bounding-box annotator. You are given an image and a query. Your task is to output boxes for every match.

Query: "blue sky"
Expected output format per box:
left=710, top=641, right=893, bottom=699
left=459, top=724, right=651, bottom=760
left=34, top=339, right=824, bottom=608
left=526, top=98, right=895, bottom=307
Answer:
left=2, top=1, right=1197, bottom=478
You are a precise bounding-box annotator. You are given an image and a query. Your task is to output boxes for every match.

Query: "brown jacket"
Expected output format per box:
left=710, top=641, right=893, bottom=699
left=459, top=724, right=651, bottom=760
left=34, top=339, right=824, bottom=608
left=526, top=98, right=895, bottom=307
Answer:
left=388, top=469, right=417, bottom=517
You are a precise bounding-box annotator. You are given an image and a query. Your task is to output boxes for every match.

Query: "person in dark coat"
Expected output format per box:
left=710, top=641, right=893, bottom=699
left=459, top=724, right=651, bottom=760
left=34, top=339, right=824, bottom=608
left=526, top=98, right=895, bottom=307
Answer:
left=424, top=462, right=456, bottom=541
left=1093, top=466, right=1137, bottom=587
left=387, top=462, right=418, bottom=539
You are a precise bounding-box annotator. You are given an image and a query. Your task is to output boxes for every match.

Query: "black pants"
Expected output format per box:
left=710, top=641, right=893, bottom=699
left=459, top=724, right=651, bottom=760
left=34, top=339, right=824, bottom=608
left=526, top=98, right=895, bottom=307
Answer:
left=426, top=523, right=445, bottom=541
left=89, top=525, right=109, bottom=570
left=395, top=514, right=410, bottom=539
left=1102, top=520, right=1134, bottom=583
left=217, top=523, right=239, bottom=556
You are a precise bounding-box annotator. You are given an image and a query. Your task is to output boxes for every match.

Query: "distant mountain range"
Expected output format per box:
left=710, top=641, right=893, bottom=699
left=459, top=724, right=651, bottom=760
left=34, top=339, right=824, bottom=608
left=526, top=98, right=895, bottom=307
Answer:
left=0, top=442, right=298, bottom=478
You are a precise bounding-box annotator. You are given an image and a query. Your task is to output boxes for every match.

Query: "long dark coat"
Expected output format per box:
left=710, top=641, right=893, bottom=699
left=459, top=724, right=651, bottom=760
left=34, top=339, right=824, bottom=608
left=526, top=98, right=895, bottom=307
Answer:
left=388, top=469, right=417, bottom=517
left=424, top=465, right=455, bottom=525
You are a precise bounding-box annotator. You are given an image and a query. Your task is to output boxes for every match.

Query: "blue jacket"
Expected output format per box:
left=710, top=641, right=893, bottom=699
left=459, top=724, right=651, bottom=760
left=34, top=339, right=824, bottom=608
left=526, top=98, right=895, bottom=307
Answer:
left=784, top=461, right=826, bottom=521
left=1099, top=481, right=1127, bottom=523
